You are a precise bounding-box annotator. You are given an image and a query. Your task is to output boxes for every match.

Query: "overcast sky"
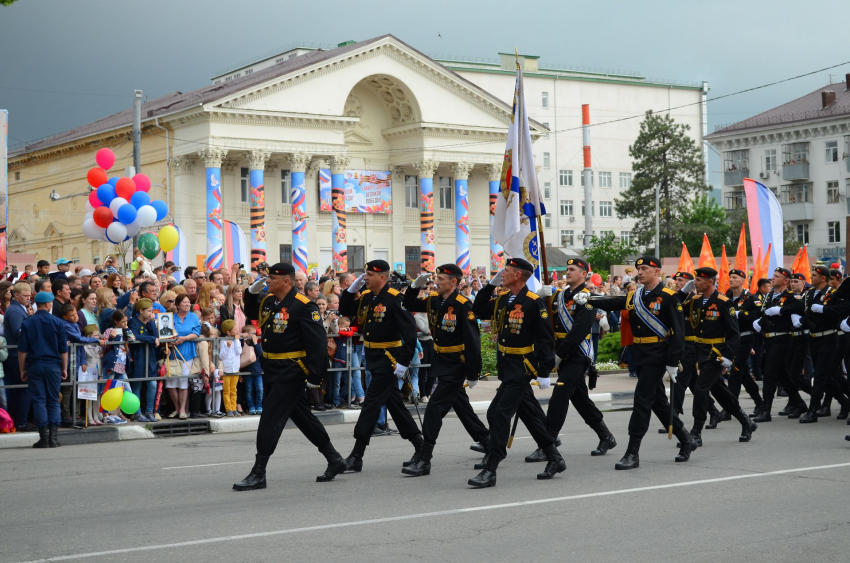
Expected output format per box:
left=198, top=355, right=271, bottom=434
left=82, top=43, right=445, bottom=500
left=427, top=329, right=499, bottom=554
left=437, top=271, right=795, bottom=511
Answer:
left=2, top=0, right=849, bottom=183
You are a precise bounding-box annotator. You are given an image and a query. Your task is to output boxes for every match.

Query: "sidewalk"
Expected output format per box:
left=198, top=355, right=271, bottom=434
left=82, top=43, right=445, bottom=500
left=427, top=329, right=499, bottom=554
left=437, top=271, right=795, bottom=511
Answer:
left=0, top=371, right=645, bottom=449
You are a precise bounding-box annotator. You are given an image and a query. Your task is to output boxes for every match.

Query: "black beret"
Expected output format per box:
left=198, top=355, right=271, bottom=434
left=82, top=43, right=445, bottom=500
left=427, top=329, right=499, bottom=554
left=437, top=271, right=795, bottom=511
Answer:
left=635, top=256, right=661, bottom=268
left=566, top=258, right=590, bottom=271
left=268, top=262, right=295, bottom=276
left=775, top=267, right=792, bottom=278
left=813, top=265, right=830, bottom=277
left=674, top=271, right=694, bottom=280
left=506, top=257, right=534, bottom=273
left=791, top=272, right=806, bottom=281
left=830, top=269, right=843, bottom=278
left=436, top=263, right=463, bottom=277
left=365, top=260, right=390, bottom=273
left=695, top=267, right=717, bottom=279
left=729, top=269, right=746, bottom=278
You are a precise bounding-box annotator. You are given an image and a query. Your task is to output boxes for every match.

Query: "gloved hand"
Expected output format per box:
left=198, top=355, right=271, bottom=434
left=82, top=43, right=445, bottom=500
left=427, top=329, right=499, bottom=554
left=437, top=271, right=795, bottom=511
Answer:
left=411, top=273, right=430, bottom=289
left=752, top=318, right=762, bottom=333
left=538, top=285, right=553, bottom=298
left=666, top=365, right=678, bottom=383
left=394, top=363, right=407, bottom=378
left=248, top=277, right=267, bottom=294
left=765, top=306, right=781, bottom=317
left=841, top=318, right=850, bottom=333
left=791, top=314, right=802, bottom=328
left=811, top=304, right=825, bottom=313
left=721, top=358, right=733, bottom=369
left=554, top=355, right=562, bottom=370
left=489, top=269, right=505, bottom=287
left=466, top=379, right=478, bottom=389
left=306, top=382, right=321, bottom=389
left=682, top=279, right=695, bottom=293
left=347, top=273, right=367, bottom=293
left=573, top=291, right=589, bottom=306
left=536, top=377, right=551, bottom=390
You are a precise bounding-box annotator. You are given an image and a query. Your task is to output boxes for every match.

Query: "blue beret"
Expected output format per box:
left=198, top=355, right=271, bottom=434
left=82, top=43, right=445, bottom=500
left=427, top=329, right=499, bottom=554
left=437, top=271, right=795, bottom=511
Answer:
left=35, top=291, right=54, bottom=304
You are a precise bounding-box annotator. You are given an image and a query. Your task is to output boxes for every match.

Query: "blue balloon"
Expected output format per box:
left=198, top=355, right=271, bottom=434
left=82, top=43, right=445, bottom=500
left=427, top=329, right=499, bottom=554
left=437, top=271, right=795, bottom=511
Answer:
left=107, top=177, right=120, bottom=187
left=96, top=183, right=116, bottom=206
left=151, top=200, right=168, bottom=221
left=117, top=203, right=138, bottom=225
left=130, top=191, right=151, bottom=209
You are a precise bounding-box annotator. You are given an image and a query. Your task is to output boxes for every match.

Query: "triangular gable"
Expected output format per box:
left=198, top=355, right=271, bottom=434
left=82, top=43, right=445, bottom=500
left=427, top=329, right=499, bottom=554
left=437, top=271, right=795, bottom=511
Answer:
left=44, top=223, right=62, bottom=238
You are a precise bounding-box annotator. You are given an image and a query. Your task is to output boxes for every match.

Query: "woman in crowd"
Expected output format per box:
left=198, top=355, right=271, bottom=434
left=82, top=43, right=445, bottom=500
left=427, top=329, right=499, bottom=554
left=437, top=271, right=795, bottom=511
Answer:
left=322, top=279, right=340, bottom=298
left=159, top=290, right=177, bottom=313
left=459, top=281, right=473, bottom=300
left=219, top=284, right=246, bottom=331
left=194, top=282, right=222, bottom=318
left=77, top=288, right=99, bottom=330
left=0, top=281, right=12, bottom=314
left=470, top=278, right=481, bottom=299
left=106, top=273, right=125, bottom=298
left=165, top=294, right=201, bottom=419
left=96, top=287, right=118, bottom=333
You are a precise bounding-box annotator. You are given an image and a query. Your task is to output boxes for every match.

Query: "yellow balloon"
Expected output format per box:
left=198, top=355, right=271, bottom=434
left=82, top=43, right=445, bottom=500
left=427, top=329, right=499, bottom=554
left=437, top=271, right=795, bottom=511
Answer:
left=158, top=225, right=179, bottom=253
left=100, top=387, right=124, bottom=411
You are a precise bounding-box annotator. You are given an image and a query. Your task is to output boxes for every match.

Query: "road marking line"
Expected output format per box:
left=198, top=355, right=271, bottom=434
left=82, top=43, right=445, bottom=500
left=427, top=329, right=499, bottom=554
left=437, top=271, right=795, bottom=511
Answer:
left=18, top=461, right=850, bottom=563
left=162, top=461, right=253, bottom=470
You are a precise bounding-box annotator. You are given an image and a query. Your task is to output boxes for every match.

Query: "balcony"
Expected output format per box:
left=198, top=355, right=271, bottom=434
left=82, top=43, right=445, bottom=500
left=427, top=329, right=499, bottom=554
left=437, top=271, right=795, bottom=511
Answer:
left=782, top=162, right=809, bottom=181
left=782, top=202, right=814, bottom=221
left=724, top=169, right=747, bottom=186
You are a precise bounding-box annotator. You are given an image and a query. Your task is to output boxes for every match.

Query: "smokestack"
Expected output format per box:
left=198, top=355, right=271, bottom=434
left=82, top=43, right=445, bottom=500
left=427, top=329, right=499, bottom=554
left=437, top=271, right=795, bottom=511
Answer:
left=845, top=73, right=850, bottom=91
left=822, top=90, right=836, bottom=109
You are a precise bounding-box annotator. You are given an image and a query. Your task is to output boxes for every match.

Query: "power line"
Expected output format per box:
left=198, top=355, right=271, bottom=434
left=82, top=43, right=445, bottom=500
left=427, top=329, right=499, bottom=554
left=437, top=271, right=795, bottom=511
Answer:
left=0, top=85, right=131, bottom=98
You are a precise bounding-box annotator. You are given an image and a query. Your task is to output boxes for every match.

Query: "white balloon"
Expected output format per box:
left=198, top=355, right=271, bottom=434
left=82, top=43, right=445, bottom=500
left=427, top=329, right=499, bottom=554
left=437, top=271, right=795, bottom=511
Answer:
left=84, top=211, right=94, bottom=222
left=109, top=197, right=129, bottom=215
left=135, top=205, right=157, bottom=228
left=85, top=200, right=95, bottom=213
left=106, top=222, right=127, bottom=243
left=82, top=219, right=106, bottom=240
left=125, top=220, right=142, bottom=238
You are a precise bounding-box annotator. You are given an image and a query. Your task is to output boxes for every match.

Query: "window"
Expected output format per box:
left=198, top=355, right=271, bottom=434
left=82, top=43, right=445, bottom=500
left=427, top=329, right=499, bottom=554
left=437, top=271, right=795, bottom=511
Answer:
left=543, top=152, right=550, bottom=169
left=827, top=181, right=840, bottom=204
left=561, top=230, right=574, bottom=247
left=542, top=91, right=549, bottom=108
left=276, top=57, right=285, bottom=63
left=225, top=76, right=232, bottom=82
left=782, top=142, right=809, bottom=164
left=348, top=246, right=365, bottom=271
left=234, top=73, right=241, bottom=79
left=544, top=214, right=551, bottom=228
left=559, top=200, right=573, bottom=216
left=405, top=175, right=419, bottom=209
left=581, top=201, right=594, bottom=216
left=214, top=80, right=221, bottom=85
left=724, top=191, right=745, bottom=210
left=599, top=230, right=615, bottom=239
left=780, top=183, right=811, bottom=204
left=280, top=170, right=290, bottom=204
left=723, top=149, right=749, bottom=171
left=828, top=221, right=841, bottom=243
left=438, top=176, right=453, bottom=210
left=14, top=171, right=20, bottom=181
left=846, top=179, right=850, bottom=214
left=289, top=53, right=297, bottom=60
left=405, top=246, right=420, bottom=277
left=619, top=172, right=632, bottom=188
left=581, top=172, right=594, bottom=187
left=543, top=182, right=551, bottom=200
left=279, top=244, right=292, bottom=263
left=599, top=201, right=613, bottom=217
left=559, top=170, right=572, bottom=186
left=542, top=122, right=550, bottom=138
left=796, top=224, right=809, bottom=244
left=240, top=167, right=249, bottom=203
left=245, top=69, right=253, bottom=75
left=764, top=149, right=777, bottom=171
left=826, top=141, right=839, bottom=163
left=599, top=172, right=612, bottom=187
left=621, top=230, right=633, bottom=245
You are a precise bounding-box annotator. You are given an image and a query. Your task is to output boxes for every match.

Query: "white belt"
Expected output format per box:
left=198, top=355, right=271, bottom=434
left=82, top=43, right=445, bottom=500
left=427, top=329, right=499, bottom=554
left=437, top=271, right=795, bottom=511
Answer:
left=739, top=331, right=753, bottom=337
left=811, top=329, right=837, bottom=338
left=764, top=332, right=790, bottom=338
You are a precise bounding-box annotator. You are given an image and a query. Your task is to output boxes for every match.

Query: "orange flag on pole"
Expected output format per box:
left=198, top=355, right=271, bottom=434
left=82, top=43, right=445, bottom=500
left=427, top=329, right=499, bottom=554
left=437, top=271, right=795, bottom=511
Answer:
left=698, top=234, right=717, bottom=270
left=734, top=224, right=748, bottom=274
left=749, top=246, right=762, bottom=293
left=761, top=243, right=772, bottom=278
left=790, top=247, right=803, bottom=276
left=718, top=245, right=730, bottom=294
left=799, top=245, right=811, bottom=283
left=677, top=243, right=695, bottom=275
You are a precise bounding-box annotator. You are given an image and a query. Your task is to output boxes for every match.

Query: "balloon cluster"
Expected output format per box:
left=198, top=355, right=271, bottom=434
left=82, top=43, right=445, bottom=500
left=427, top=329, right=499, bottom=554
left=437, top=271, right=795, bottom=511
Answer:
left=100, top=386, right=140, bottom=414
left=82, top=148, right=170, bottom=244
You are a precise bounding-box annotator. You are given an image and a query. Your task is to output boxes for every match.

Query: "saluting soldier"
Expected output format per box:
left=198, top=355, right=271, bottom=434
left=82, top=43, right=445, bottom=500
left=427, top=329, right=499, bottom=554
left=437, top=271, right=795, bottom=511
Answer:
left=468, top=258, right=565, bottom=488
left=338, top=260, right=424, bottom=473
left=234, top=262, right=348, bottom=491
left=589, top=256, right=695, bottom=470
left=751, top=267, right=805, bottom=422
left=680, top=267, right=756, bottom=446
left=523, top=258, right=617, bottom=464
left=724, top=268, right=765, bottom=418
left=401, top=264, right=487, bottom=477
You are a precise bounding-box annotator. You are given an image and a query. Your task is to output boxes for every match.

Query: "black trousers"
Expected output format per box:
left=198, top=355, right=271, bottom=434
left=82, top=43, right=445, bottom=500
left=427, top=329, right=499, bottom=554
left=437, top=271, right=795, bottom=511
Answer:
left=693, top=361, right=741, bottom=422
left=788, top=335, right=811, bottom=397
left=451, top=386, right=490, bottom=443
left=727, top=335, right=763, bottom=405
left=809, top=333, right=843, bottom=404
left=421, top=374, right=488, bottom=445
left=751, top=334, right=765, bottom=380
left=256, top=377, right=331, bottom=458
left=551, top=368, right=604, bottom=431
left=3, top=355, right=30, bottom=428
left=762, top=335, right=802, bottom=407
left=487, top=379, right=554, bottom=461
left=354, top=369, right=420, bottom=443
left=545, top=354, right=603, bottom=436
left=629, top=363, right=685, bottom=438
left=418, top=339, right=434, bottom=397
left=673, top=359, right=717, bottom=416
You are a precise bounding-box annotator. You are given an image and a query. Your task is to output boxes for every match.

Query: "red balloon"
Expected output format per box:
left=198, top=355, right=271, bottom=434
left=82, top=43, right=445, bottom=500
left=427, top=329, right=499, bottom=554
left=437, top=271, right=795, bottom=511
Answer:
left=87, top=167, right=108, bottom=188
left=133, top=173, right=151, bottom=193
left=115, top=177, right=136, bottom=200
left=590, top=273, right=603, bottom=286
left=88, top=190, right=103, bottom=208
left=93, top=206, right=114, bottom=228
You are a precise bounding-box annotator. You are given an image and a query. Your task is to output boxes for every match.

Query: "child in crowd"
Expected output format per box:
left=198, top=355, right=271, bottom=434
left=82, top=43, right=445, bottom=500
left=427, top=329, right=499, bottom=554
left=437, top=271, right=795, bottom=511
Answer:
left=60, top=304, right=103, bottom=426
left=403, top=337, right=423, bottom=403
left=334, top=316, right=365, bottom=408
left=218, top=319, right=242, bottom=417
left=128, top=299, right=160, bottom=422
left=198, top=322, right=223, bottom=417
left=81, top=325, right=104, bottom=425
left=241, top=325, right=263, bottom=415
left=102, top=310, right=136, bottom=424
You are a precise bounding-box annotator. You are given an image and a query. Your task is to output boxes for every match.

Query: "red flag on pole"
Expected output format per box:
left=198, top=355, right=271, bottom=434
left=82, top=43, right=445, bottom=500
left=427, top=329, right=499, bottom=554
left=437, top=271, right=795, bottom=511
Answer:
left=698, top=234, right=717, bottom=270
left=734, top=224, right=748, bottom=275
left=718, top=245, right=730, bottom=294
left=677, top=243, right=695, bottom=275
left=761, top=243, right=772, bottom=279
left=799, top=245, right=811, bottom=283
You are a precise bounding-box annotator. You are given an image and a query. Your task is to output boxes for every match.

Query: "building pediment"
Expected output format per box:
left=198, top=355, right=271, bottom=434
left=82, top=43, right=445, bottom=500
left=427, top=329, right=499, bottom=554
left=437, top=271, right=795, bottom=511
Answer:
left=344, top=129, right=372, bottom=145
left=44, top=222, right=62, bottom=238
left=7, top=228, right=25, bottom=243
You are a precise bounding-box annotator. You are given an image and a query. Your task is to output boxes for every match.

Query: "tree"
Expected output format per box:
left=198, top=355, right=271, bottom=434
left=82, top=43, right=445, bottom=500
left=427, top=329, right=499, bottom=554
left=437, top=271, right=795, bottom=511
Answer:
left=616, top=111, right=709, bottom=257
left=582, top=232, right=636, bottom=272
left=0, top=0, right=20, bottom=6
left=680, top=195, right=733, bottom=253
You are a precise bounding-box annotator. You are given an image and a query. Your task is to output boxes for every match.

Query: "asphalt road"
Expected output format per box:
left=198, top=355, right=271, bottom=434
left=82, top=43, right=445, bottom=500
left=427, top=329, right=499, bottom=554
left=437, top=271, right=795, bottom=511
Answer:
left=2, top=397, right=849, bottom=563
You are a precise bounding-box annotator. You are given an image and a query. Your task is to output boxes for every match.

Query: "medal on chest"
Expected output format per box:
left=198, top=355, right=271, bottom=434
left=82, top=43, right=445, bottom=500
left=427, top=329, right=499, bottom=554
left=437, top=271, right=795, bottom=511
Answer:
left=272, top=308, right=289, bottom=333
left=650, top=296, right=662, bottom=316
left=372, top=303, right=387, bottom=323
left=507, top=304, right=524, bottom=334
left=441, top=306, right=457, bottom=333
left=705, top=303, right=719, bottom=320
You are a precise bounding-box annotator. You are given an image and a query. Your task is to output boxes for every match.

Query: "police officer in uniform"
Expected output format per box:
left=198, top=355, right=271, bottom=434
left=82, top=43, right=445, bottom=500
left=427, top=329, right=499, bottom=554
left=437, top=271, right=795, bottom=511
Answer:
left=724, top=268, right=765, bottom=418
left=523, top=258, right=617, bottom=463
left=469, top=258, right=565, bottom=487
left=339, top=260, right=424, bottom=473
left=590, top=256, right=695, bottom=470
left=18, top=291, right=68, bottom=448
left=401, top=263, right=487, bottom=477
left=752, top=267, right=805, bottom=422
left=680, top=267, right=756, bottom=445
left=234, top=263, right=348, bottom=491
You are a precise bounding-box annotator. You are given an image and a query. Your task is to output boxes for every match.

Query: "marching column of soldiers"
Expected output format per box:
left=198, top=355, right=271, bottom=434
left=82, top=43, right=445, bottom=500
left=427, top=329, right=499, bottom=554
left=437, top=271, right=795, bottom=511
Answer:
left=232, top=255, right=850, bottom=491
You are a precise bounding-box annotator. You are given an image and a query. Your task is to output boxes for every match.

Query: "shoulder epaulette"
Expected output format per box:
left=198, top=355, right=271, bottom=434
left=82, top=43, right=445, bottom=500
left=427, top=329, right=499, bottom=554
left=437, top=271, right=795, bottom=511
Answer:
left=716, top=293, right=729, bottom=302
left=455, top=294, right=468, bottom=304
left=580, top=288, right=591, bottom=294
left=526, top=291, right=539, bottom=300
left=429, top=291, right=439, bottom=297
left=496, top=289, right=510, bottom=296
left=662, top=287, right=676, bottom=295
left=295, top=292, right=311, bottom=304
left=360, top=289, right=372, bottom=296
left=387, top=287, right=400, bottom=296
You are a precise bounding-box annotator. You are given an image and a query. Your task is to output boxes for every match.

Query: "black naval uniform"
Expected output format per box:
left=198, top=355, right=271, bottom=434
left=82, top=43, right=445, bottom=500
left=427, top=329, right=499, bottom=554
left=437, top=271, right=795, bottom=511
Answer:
left=401, top=287, right=486, bottom=476
left=726, top=288, right=764, bottom=414
left=234, top=282, right=347, bottom=490
left=339, top=281, right=423, bottom=470
left=803, top=285, right=849, bottom=421
left=674, top=287, right=720, bottom=424
left=592, top=276, right=694, bottom=469
left=783, top=290, right=812, bottom=417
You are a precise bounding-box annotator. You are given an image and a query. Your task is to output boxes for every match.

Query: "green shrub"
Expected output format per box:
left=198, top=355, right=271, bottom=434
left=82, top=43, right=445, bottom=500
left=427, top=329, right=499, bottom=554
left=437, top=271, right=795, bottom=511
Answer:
left=481, top=332, right=498, bottom=377
left=597, top=332, right=622, bottom=363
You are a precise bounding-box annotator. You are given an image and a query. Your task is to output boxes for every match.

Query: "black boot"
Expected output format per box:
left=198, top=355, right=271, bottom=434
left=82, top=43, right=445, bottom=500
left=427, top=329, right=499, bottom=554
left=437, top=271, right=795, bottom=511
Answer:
left=674, top=427, right=696, bottom=462
left=816, top=405, right=832, bottom=417
left=835, top=395, right=849, bottom=419
left=233, top=454, right=269, bottom=491
left=705, top=408, right=721, bottom=429
left=787, top=402, right=807, bottom=419
left=402, top=433, right=425, bottom=468
left=316, top=443, right=348, bottom=482
left=525, top=437, right=560, bottom=461
left=799, top=399, right=820, bottom=424
left=778, top=400, right=794, bottom=416
left=678, top=420, right=704, bottom=448
left=537, top=444, right=566, bottom=480
left=749, top=404, right=762, bottom=418
left=402, top=441, right=434, bottom=477
left=753, top=400, right=772, bottom=422
left=468, top=456, right=499, bottom=488
left=590, top=421, right=617, bottom=456
left=736, top=409, right=757, bottom=441
left=32, top=427, right=49, bottom=449
left=474, top=453, right=491, bottom=470
left=48, top=424, right=60, bottom=448
left=718, top=409, right=732, bottom=422
left=344, top=439, right=368, bottom=473
left=615, top=435, right=641, bottom=470
left=470, top=442, right=487, bottom=454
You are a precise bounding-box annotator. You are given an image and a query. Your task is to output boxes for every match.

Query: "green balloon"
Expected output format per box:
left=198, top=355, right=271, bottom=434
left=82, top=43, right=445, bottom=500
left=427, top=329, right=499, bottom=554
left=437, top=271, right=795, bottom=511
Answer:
left=120, top=391, right=141, bottom=415
left=138, top=232, right=161, bottom=260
